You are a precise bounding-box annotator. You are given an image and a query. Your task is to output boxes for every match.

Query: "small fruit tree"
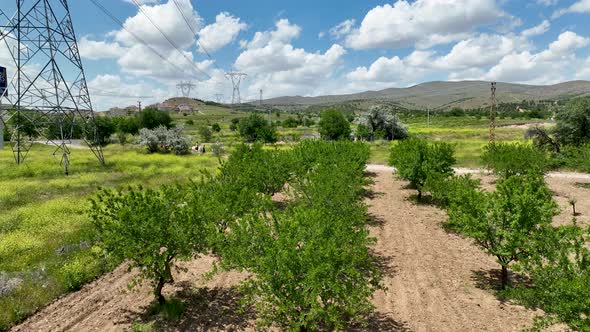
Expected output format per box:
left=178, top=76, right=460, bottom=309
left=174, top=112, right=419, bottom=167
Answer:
left=447, top=174, right=559, bottom=289
left=389, top=137, right=455, bottom=199
left=89, top=185, right=211, bottom=304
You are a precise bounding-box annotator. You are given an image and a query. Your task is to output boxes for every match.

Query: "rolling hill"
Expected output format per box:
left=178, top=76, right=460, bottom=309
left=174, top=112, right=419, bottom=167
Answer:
left=262, top=80, right=590, bottom=110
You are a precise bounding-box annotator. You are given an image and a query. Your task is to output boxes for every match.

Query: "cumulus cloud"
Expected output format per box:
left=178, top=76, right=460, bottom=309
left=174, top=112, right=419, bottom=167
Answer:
left=114, top=0, right=201, bottom=50
left=79, top=37, right=127, bottom=60
left=344, top=0, right=504, bottom=49
left=484, top=31, right=590, bottom=84
left=88, top=74, right=169, bottom=111
left=197, top=12, right=246, bottom=53
left=233, top=19, right=346, bottom=98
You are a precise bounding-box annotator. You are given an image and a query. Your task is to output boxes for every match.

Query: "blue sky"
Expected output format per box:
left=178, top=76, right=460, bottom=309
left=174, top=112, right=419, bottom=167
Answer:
left=3, top=0, right=590, bottom=111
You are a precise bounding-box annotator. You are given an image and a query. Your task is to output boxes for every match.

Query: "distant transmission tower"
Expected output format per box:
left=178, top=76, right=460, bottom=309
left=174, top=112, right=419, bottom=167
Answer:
left=177, top=81, right=196, bottom=98
left=214, top=93, right=224, bottom=103
left=0, top=0, right=105, bottom=174
left=489, top=82, right=497, bottom=143
left=225, top=72, right=247, bottom=104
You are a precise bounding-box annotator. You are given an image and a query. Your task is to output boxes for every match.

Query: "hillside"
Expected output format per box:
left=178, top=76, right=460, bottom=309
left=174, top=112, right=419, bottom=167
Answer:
left=262, top=80, right=590, bottom=110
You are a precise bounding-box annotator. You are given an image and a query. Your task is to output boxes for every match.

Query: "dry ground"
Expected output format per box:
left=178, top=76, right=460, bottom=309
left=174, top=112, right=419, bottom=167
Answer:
left=13, top=168, right=590, bottom=332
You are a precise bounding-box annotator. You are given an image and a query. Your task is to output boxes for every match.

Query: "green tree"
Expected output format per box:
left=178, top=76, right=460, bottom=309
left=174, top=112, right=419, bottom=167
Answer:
left=229, top=118, right=240, bottom=131
left=137, top=107, right=173, bottom=130
left=88, top=116, right=116, bottom=146
left=198, top=125, right=213, bottom=142
left=238, top=113, right=277, bottom=143
left=211, top=123, right=221, bottom=132
left=481, top=143, right=548, bottom=177
left=554, top=97, right=590, bottom=146
left=282, top=116, right=300, bottom=128
left=356, top=124, right=372, bottom=140
left=358, top=105, right=408, bottom=140
left=389, top=138, right=455, bottom=199
left=112, top=116, right=140, bottom=135
left=90, top=185, right=211, bottom=304
left=448, top=174, right=559, bottom=289
left=318, top=109, right=351, bottom=140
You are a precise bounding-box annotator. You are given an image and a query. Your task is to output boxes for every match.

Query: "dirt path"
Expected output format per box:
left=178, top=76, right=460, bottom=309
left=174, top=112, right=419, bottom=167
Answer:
left=12, top=169, right=563, bottom=331
left=367, top=170, right=540, bottom=331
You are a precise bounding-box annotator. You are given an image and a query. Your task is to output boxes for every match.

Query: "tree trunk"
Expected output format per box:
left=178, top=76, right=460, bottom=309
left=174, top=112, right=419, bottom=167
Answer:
left=501, top=266, right=509, bottom=290
left=417, top=190, right=422, bottom=200
left=155, top=275, right=166, bottom=304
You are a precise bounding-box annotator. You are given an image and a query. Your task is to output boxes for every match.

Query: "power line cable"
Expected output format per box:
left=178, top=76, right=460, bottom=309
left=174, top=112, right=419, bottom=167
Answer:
left=171, top=0, right=222, bottom=71
left=87, top=0, right=204, bottom=81
left=128, top=0, right=212, bottom=80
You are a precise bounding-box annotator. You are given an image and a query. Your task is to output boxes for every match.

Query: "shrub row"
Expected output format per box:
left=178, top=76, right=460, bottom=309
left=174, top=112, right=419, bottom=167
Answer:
left=90, top=140, right=381, bottom=330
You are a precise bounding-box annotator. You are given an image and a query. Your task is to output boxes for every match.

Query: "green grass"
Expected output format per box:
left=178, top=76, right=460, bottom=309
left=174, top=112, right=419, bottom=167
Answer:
left=366, top=116, right=548, bottom=167
left=0, top=144, right=218, bottom=330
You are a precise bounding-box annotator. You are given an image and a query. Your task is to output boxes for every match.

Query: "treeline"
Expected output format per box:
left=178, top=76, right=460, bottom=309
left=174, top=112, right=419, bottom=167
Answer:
left=390, top=138, right=590, bottom=330
left=89, top=141, right=382, bottom=330
left=1, top=107, right=174, bottom=146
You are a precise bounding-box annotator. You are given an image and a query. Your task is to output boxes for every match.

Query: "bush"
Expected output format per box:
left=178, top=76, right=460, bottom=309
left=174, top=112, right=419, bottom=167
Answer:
left=447, top=174, right=559, bottom=289
left=554, top=97, right=590, bottom=146
left=185, top=119, right=194, bottom=126
left=238, top=114, right=277, bottom=143
left=425, top=173, right=481, bottom=208
left=138, top=126, right=190, bottom=155
left=229, top=118, right=240, bottom=131
left=138, top=108, right=173, bottom=130
left=89, top=185, right=212, bottom=304
left=211, top=123, right=221, bottom=132
left=211, top=142, right=224, bottom=157
left=559, top=144, right=590, bottom=173
left=319, top=109, right=351, bottom=140
left=88, top=116, right=116, bottom=146
left=112, top=116, right=140, bottom=135
left=282, top=116, right=300, bottom=128
left=221, top=141, right=381, bottom=330
left=389, top=138, right=455, bottom=199
left=505, top=223, right=590, bottom=330
left=197, top=125, right=212, bottom=142
left=481, top=143, right=549, bottom=177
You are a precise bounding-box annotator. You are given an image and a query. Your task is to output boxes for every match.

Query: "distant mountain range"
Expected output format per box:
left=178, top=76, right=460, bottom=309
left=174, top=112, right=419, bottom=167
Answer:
left=262, top=80, right=590, bottom=110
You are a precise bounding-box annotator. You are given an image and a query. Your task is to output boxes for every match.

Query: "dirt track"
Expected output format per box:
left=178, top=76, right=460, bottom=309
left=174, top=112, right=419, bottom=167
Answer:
left=13, top=168, right=590, bottom=331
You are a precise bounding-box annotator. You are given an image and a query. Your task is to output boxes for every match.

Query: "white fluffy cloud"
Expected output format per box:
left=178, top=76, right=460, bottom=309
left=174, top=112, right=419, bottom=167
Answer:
left=484, top=31, right=590, bottom=84
left=343, top=30, right=590, bottom=90
left=553, top=0, right=590, bottom=18
left=197, top=12, right=246, bottom=53
left=234, top=19, right=346, bottom=98
left=344, top=0, right=504, bottom=49
left=88, top=74, right=169, bottom=111
left=114, top=0, right=201, bottom=51
left=79, top=37, right=127, bottom=60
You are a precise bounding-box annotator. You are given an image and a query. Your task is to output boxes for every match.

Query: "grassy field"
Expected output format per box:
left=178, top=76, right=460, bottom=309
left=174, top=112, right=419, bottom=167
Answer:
left=369, top=116, right=551, bottom=166
left=0, top=109, right=553, bottom=330
left=0, top=144, right=219, bottom=330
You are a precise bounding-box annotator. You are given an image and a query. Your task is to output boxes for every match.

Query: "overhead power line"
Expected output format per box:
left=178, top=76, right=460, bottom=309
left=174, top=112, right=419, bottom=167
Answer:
left=87, top=0, right=206, bottom=81
left=171, top=0, right=222, bottom=71
left=128, top=0, right=212, bottom=80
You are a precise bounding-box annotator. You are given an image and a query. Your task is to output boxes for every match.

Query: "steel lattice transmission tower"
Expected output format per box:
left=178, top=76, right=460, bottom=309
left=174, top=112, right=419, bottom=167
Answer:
left=0, top=0, right=105, bottom=174
left=225, top=72, right=247, bottom=104
left=489, top=82, right=497, bottom=143
left=176, top=81, right=196, bottom=98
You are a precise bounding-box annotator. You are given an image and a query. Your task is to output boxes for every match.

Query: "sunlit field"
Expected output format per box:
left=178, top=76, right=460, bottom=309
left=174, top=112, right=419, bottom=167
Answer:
left=0, top=144, right=218, bottom=329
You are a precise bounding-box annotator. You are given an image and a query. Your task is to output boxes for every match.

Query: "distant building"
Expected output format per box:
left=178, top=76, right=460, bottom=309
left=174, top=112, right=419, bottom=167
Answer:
left=178, top=104, right=192, bottom=112
left=158, top=103, right=177, bottom=112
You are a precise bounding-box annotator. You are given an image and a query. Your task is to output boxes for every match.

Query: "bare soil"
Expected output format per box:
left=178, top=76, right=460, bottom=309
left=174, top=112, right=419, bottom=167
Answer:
left=13, top=168, right=588, bottom=331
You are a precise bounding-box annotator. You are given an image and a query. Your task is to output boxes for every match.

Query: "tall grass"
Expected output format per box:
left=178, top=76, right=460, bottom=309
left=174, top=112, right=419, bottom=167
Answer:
left=0, top=144, right=218, bottom=330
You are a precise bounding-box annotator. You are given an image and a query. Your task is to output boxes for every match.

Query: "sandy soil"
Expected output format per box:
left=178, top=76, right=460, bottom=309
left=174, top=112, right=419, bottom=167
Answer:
left=366, top=170, right=540, bottom=332
left=13, top=168, right=588, bottom=331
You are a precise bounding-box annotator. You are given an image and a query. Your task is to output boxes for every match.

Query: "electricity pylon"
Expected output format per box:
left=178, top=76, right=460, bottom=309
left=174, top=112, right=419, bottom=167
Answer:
left=176, top=81, right=196, bottom=98
left=489, top=82, right=497, bottom=144
left=225, top=72, right=247, bottom=104
left=0, top=0, right=105, bottom=174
